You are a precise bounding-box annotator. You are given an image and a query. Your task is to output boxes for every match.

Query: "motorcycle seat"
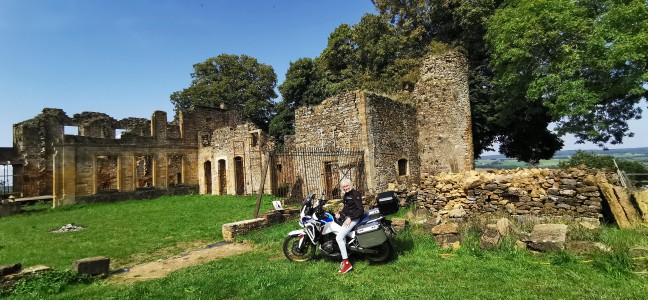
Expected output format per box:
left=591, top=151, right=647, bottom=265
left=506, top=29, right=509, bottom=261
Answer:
left=357, top=208, right=381, bottom=226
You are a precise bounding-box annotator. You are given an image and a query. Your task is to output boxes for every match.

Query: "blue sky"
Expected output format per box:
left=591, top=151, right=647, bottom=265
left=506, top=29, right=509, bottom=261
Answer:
left=0, top=0, right=646, bottom=152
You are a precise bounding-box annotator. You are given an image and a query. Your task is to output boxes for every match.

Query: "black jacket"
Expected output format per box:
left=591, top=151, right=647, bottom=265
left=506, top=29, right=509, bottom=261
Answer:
left=341, top=189, right=364, bottom=220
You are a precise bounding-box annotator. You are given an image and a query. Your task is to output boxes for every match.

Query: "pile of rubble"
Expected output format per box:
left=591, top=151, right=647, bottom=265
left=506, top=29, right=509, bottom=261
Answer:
left=50, top=223, right=86, bottom=233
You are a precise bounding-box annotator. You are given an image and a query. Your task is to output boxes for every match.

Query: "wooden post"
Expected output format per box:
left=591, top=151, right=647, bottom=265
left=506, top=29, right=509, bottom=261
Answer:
left=254, top=153, right=271, bottom=218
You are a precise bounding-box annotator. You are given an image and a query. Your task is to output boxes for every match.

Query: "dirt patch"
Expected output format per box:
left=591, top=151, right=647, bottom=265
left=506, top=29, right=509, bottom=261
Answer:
left=109, top=242, right=253, bottom=284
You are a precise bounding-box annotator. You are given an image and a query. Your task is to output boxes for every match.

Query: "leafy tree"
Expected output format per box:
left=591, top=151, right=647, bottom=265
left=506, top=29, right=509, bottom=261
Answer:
left=170, top=54, right=277, bottom=130
left=274, top=14, right=406, bottom=141
left=487, top=0, right=648, bottom=149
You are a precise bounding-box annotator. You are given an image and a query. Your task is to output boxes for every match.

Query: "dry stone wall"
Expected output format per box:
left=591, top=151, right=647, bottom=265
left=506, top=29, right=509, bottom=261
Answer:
left=393, top=168, right=605, bottom=219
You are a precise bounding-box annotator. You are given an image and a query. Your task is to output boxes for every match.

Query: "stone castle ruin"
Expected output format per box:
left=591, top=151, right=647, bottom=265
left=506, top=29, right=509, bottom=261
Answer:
left=286, top=51, right=474, bottom=195
left=3, top=105, right=272, bottom=206
left=0, top=50, right=474, bottom=208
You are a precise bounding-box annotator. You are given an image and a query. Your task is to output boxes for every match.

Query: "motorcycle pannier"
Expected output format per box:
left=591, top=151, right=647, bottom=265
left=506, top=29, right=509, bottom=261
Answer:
left=356, top=222, right=387, bottom=248
left=376, top=191, right=399, bottom=215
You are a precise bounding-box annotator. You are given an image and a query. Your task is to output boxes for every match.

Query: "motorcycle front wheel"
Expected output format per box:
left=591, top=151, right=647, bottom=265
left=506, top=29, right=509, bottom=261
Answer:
left=282, top=235, right=316, bottom=262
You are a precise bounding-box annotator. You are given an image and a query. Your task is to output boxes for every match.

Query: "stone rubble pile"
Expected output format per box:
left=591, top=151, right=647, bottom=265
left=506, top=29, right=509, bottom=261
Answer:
left=50, top=223, right=86, bottom=233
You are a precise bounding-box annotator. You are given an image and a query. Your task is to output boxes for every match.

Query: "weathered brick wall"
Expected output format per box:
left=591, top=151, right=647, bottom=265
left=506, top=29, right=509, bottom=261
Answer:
left=413, top=51, right=474, bottom=174
left=364, top=93, right=420, bottom=192
left=393, top=168, right=604, bottom=219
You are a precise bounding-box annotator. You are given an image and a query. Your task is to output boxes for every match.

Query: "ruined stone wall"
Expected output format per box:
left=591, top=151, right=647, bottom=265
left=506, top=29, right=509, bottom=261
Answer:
left=364, top=93, right=420, bottom=192
left=290, top=91, right=422, bottom=194
left=13, top=108, right=71, bottom=197
left=198, top=122, right=270, bottom=196
left=393, top=168, right=603, bottom=219
left=52, top=111, right=201, bottom=206
left=293, top=91, right=365, bottom=149
left=413, top=51, right=474, bottom=174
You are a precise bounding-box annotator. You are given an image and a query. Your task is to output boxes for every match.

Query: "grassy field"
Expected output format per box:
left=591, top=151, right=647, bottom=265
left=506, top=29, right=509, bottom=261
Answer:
left=0, top=195, right=273, bottom=269
left=2, top=196, right=648, bottom=299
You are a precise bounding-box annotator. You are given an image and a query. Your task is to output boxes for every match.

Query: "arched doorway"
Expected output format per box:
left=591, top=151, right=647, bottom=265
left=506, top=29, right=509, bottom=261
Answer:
left=218, top=159, right=226, bottom=195
left=234, top=156, right=244, bottom=195
left=204, top=161, right=212, bottom=194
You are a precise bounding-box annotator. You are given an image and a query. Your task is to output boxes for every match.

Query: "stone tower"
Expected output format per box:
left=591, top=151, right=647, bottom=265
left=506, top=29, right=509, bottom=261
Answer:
left=413, top=50, right=474, bottom=174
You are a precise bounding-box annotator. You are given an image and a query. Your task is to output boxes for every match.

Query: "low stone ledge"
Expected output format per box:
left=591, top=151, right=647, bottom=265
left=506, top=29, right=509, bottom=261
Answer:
left=222, top=209, right=301, bottom=242
left=0, top=263, right=21, bottom=277
left=1, top=265, right=52, bottom=290
left=0, top=202, right=21, bottom=218
left=222, top=218, right=266, bottom=242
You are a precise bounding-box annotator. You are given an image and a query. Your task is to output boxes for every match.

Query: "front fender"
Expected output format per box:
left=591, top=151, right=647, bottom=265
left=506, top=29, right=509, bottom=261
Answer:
left=287, top=229, right=306, bottom=237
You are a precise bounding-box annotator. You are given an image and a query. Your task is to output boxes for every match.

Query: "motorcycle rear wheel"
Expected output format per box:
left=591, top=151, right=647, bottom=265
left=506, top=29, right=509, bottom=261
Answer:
left=366, top=241, right=393, bottom=262
left=283, top=235, right=316, bottom=262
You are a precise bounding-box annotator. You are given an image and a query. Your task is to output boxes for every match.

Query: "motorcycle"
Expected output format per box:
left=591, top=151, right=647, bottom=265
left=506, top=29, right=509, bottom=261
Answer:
left=282, top=191, right=399, bottom=263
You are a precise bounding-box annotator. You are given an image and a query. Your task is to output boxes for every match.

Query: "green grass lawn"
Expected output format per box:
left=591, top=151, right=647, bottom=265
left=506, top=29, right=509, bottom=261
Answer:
left=2, top=196, right=648, bottom=299
left=0, top=194, right=273, bottom=270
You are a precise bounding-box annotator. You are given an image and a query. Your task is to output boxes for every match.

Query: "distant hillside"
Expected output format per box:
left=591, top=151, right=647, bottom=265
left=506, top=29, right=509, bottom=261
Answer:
left=479, top=147, right=648, bottom=160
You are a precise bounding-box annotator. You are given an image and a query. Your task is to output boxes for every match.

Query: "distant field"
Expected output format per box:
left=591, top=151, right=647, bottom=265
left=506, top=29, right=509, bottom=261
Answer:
left=476, top=147, right=648, bottom=169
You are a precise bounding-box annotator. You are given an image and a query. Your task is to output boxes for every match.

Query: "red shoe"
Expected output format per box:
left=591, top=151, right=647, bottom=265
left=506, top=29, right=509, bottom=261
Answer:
left=338, top=259, right=353, bottom=274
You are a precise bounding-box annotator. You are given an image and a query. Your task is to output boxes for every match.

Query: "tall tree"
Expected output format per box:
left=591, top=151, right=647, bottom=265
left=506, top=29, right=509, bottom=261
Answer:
left=487, top=0, right=648, bottom=149
left=271, top=58, right=327, bottom=141
left=170, top=54, right=278, bottom=130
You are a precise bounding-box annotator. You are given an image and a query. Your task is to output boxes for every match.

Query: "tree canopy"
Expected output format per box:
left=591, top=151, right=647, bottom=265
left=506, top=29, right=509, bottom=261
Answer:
left=170, top=54, right=277, bottom=130
left=487, top=0, right=648, bottom=156
left=272, top=0, right=647, bottom=163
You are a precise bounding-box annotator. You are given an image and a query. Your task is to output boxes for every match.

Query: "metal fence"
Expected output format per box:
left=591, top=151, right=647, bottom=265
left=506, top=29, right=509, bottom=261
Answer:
left=0, top=165, right=16, bottom=197
left=269, top=148, right=365, bottom=204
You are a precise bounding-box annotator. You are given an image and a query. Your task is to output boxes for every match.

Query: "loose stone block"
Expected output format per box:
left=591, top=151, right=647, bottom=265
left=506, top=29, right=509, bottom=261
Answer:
left=73, top=256, right=110, bottom=276
left=528, top=224, right=568, bottom=252
left=479, top=228, right=501, bottom=249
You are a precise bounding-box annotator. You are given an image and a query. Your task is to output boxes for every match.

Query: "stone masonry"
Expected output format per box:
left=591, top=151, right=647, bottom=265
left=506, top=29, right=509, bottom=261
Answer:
left=9, top=105, right=271, bottom=206
left=288, top=50, right=472, bottom=194
left=392, top=168, right=605, bottom=219
left=413, top=51, right=473, bottom=174
left=291, top=91, right=419, bottom=193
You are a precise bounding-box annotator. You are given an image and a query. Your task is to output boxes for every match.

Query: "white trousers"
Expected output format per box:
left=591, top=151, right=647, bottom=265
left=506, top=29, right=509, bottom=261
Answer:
left=335, top=219, right=359, bottom=260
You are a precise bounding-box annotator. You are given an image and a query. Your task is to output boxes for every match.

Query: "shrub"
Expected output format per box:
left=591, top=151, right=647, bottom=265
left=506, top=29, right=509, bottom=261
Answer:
left=558, top=150, right=647, bottom=174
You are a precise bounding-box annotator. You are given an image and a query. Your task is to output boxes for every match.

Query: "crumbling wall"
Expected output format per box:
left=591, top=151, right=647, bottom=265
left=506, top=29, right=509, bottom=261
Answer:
left=198, top=122, right=270, bottom=196
left=13, top=108, right=71, bottom=197
left=413, top=50, right=474, bottom=174
left=293, top=91, right=365, bottom=149
left=392, top=168, right=603, bottom=219
left=290, top=91, right=423, bottom=194
left=364, top=93, right=420, bottom=192
left=47, top=107, right=226, bottom=205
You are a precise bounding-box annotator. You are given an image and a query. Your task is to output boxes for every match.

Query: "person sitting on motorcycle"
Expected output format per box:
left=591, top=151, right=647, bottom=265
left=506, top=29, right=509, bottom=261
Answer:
left=335, top=178, right=364, bottom=274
